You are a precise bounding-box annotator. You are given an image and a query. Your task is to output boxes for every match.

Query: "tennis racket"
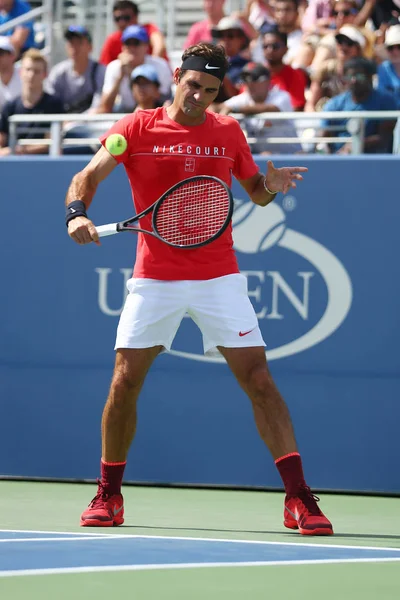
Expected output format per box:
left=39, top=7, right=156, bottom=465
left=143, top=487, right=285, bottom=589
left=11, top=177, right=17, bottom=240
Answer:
left=96, top=175, right=234, bottom=249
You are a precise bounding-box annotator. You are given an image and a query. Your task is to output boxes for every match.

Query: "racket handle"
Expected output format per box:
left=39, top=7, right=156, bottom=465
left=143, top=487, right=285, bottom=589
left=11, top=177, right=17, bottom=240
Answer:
left=96, top=223, right=118, bottom=237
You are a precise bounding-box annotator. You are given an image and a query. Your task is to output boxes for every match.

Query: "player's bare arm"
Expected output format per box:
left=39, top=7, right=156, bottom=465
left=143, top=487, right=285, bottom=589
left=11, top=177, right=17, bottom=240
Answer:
left=239, top=160, right=308, bottom=206
left=66, top=146, right=118, bottom=245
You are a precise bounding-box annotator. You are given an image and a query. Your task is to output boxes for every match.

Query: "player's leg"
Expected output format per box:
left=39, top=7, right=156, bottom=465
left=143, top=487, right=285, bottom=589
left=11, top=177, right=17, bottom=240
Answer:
left=80, top=346, right=162, bottom=527
left=220, top=345, right=333, bottom=536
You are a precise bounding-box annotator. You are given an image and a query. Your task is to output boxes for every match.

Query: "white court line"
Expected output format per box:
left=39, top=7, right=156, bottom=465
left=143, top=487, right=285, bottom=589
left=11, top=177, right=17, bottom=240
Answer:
left=1, top=530, right=400, bottom=552
left=0, top=536, right=123, bottom=543
left=0, top=558, right=400, bottom=578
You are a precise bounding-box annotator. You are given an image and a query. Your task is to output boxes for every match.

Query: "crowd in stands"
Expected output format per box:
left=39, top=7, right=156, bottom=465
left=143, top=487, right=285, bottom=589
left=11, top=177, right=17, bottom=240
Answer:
left=0, top=0, right=399, bottom=155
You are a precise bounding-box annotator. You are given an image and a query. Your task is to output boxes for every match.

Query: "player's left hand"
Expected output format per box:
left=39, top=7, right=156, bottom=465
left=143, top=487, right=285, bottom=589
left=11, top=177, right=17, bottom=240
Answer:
left=265, top=160, right=308, bottom=195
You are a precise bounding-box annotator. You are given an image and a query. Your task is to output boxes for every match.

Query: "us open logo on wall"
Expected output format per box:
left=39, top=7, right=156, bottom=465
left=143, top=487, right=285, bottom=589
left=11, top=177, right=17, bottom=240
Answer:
left=96, top=199, right=353, bottom=363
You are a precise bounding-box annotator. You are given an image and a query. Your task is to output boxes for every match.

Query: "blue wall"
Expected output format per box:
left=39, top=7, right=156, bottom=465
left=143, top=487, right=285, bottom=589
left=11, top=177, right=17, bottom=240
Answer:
left=1, top=156, right=399, bottom=493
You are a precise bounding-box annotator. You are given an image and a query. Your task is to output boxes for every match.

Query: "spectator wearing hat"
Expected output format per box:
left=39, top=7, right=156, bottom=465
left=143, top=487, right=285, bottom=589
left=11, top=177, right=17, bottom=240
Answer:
left=305, top=24, right=367, bottom=111
left=0, top=0, right=35, bottom=56
left=99, top=24, right=172, bottom=113
left=130, top=64, right=162, bottom=111
left=377, top=25, right=400, bottom=107
left=219, top=62, right=301, bottom=154
left=183, top=0, right=226, bottom=48
left=0, top=49, right=63, bottom=156
left=0, top=36, right=21, bottom=110
left=297, top=0, right=375, bottom=71
left=261, top=27, right=307, bottom=110
left=212, top=16, right=252, bottom=103
left=321, top=57, right=397, bottom=153
left=100, top=1, right=167, bottom=65
left=46, top=26, right=105, bottom=113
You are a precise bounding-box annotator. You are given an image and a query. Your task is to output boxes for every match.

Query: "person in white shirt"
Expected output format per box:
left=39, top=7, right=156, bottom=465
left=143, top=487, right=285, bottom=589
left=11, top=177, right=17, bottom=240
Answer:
left=0, top=36, right=21, bottom=111
left=219, top=62, right=301, bottom=154
left=99, top=24, right=172, bottom=113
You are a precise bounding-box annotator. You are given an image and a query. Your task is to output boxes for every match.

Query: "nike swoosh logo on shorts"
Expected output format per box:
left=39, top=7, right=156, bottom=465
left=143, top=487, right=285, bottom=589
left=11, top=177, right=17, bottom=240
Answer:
left=113, top=505, right=123, bottom=516
left=239, top=328, right=255, bottom=337
left=205, top=63, right=219, bottom=70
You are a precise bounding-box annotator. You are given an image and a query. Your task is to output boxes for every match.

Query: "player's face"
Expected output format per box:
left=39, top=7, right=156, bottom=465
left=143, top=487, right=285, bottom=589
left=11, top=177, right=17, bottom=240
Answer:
left=175, top=69, right=220, bottom=117
left=20, top=57, right=46, bottom=91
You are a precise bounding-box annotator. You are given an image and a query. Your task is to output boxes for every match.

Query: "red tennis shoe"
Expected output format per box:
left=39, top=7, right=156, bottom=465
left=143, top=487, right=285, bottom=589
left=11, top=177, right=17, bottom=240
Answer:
left=284, top=486, right=333, bottom=535
left=80, top=480, right=124, bottom=527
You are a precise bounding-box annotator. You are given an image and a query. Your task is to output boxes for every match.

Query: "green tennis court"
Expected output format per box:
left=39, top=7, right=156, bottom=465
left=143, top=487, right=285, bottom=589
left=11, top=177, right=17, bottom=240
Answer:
left=0, top=481, right=399, bottom=599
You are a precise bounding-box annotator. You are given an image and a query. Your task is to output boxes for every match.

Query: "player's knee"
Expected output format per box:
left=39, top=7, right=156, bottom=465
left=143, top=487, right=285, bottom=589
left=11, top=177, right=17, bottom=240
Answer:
left=245, top=364, right=273, bottom=399
left=110, top=368, right=141, bottom=398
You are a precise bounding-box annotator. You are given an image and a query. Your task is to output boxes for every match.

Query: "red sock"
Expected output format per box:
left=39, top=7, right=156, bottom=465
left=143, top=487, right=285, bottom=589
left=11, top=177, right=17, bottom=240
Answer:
left=275, top=452, right=306, bottom=496
left=101, top=459, right=126, bottom=496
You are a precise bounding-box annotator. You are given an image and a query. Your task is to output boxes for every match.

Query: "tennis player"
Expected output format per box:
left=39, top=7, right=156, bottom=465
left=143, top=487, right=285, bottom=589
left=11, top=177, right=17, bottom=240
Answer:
left=66, top=42, right=333, bottom=536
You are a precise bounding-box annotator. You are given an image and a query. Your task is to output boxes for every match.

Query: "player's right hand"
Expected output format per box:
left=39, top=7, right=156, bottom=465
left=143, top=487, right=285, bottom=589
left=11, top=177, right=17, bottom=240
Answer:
left=68, top=216, right=100, bottom=246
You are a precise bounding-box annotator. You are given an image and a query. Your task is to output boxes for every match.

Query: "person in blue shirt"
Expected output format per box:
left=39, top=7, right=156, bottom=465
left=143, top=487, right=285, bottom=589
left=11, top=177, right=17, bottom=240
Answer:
left=377, top=24, right=400, bottom=109
left=321, top=57, right=397, bottom=153
left=0, top=0, right=35, bottom=56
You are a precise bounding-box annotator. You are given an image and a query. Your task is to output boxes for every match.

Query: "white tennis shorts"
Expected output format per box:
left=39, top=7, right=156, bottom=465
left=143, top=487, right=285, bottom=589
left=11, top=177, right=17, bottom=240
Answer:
left=115, top=273, right=266, bottom=355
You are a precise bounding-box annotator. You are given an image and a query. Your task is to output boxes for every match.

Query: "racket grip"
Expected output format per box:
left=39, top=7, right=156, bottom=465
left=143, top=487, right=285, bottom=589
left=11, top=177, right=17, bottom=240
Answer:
left=96, top=223, right=118, bottom=237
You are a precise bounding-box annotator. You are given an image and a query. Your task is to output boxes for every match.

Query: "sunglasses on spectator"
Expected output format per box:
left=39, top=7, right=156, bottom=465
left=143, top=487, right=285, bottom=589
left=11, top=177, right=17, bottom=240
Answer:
left=114, top=14, right=131, bottom=22
left=218, top=31, right=243, bottom=39
left=387, top=44, right=400, bottom=52
left=242, top=74, right=269, bottom=83
left=343, top=72, right=369, bottom=82
left=124, top=38, right=143, bottom=46
left=337, top=37, right=358, bottom=47
left=263, top=42, right=284, bottom=50
left=333, top=9, right=355, bottom=16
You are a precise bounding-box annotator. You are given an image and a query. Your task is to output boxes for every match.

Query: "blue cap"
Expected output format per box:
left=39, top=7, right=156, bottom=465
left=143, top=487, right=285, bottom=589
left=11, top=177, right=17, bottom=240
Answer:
left=131, top=64, right=160, bottom=84
left=121, top=25, right=149, bottom=44
left=65, top=25, right=92, bottom=42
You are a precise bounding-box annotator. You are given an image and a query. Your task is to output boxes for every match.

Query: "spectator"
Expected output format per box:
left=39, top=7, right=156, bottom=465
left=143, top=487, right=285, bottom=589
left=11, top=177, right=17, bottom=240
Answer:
left=46, top=26, right=105, bottom=113
left=321, top=57, right=397, bottom=153
left=212, top=16, right=252, bottom=102
left=305, top=25, right=367, bottom=111
left=261, top=27, right=307, bottom=110
left=0, top=49, right=63, bottom=155
left=271, top=0, right=303, bottom=65
left=99, top=25, right=172, bottom=113
left=377, top=24, right=400, bottom=107
left=297, top=0, right=376, bottom=70
left=243, top=0, right=275, bottom=29
left=99, top=1, right=167, bottom=65
left=0, top=36, right=21, bottom=110
left=0, top=0, right=35, bottom=56
left=183, top=0, right=226, bottom=48
left=130, top=64, right=162, bottom=111
left=219, top=62, right=301, bottom=153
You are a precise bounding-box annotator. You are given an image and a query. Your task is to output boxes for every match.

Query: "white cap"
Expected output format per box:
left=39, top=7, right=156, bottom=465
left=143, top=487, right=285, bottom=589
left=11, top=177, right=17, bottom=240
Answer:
left=0, top=36, right=16, bottom=54
left=385, top=25, right=400, bottom=47
left=213, top=16, right=248, bottom=35
left=335, top=25, right=366, bottom=49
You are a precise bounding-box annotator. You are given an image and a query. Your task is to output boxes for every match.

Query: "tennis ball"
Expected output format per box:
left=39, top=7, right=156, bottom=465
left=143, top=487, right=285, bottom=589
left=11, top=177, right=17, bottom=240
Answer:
left=105, top=133, right=127, bottom=156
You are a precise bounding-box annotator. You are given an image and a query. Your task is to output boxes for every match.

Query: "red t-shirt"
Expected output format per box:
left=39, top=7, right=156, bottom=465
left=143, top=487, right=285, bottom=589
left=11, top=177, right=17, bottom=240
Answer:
left=100, top=107, right=259, bottom=281
left=270, top=65, right=307, bottom=110
left=99, top=23, right=168, bottom=65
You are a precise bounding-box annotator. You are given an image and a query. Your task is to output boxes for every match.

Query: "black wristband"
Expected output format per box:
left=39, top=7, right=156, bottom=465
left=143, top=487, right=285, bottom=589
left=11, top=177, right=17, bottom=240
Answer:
left=66, top=201, right=88, bottom=226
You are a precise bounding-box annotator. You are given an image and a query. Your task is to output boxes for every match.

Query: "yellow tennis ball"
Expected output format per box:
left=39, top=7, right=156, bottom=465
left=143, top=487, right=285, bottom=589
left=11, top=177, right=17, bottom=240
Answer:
left=105, top=133, right=127, bottom=156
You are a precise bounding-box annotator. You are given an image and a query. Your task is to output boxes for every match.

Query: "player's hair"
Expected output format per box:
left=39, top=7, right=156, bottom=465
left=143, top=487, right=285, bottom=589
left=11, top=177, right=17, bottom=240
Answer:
left=21, top=49, right=48, bottom=72
left=343, top=57, right=376, bottom=76
left=178, top=43, right=229, bottom=82
left=113, top=0, right=138, bottom=15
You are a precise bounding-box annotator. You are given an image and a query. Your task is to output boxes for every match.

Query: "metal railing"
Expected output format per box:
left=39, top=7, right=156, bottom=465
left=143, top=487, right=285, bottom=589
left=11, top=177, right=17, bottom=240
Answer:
left=7, top=110, right=400, bottom=156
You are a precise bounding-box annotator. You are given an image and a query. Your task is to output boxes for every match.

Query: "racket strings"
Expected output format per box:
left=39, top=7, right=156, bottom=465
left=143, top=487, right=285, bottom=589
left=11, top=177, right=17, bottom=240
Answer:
left=154, top=180, right=231, bottom=246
